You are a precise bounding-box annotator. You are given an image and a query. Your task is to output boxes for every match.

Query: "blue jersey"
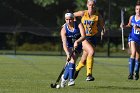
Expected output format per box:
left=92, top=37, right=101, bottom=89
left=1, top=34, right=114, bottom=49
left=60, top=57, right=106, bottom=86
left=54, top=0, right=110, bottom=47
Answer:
left=130, top=15, right=140, bottom=45
left=65, top=21, right=82, bottom=50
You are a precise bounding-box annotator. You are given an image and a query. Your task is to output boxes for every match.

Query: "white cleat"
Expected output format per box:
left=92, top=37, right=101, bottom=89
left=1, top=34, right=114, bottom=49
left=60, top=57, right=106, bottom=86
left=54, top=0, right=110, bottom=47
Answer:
left=60, top=75, right=67, bottom=88
left=68, top=79, right=75, bottom=86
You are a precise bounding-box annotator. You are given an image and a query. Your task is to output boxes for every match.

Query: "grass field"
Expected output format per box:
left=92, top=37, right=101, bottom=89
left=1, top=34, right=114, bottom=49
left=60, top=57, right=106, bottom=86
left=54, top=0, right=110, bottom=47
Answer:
left=0, top=55, right=140, bottom=93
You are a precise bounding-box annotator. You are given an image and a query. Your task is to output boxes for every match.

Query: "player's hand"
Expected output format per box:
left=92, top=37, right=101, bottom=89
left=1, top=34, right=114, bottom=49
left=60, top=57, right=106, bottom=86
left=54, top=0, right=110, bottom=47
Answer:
left=66, top=52, right=70, bottom=61
left=120, top=23, right=125, bottom=28
left=134, top=25, right=138, bottom=30
left=101, top=31, right=104, bottom=41
left=74, top=41, right=78, bottom=49
left=101, top=29, right=105, bottom=35
left=134, top=25, right=136, bottom=29
left=101, top=27, right=105, bottom=40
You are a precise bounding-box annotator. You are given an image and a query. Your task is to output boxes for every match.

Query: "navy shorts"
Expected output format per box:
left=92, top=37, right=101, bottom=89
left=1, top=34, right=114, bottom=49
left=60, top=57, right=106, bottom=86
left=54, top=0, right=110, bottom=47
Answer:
left=86, top=36, right=97, bottom=47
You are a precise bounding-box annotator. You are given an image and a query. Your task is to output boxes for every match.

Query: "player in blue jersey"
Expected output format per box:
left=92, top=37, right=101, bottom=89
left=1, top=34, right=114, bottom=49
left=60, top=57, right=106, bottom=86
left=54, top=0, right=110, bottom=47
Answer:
left=121, top=0, right=140, bottom=80
left=60, top=11, right=86, bottom=87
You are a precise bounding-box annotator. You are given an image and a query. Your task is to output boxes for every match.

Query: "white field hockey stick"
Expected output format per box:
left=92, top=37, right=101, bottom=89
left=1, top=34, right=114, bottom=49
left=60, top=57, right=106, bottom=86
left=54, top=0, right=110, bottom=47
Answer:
left=121, top=8, right=125, bottom=50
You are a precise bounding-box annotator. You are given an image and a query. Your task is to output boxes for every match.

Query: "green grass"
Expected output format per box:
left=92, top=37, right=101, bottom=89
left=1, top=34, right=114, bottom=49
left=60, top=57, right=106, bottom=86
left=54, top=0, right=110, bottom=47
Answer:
left=0, top=55, right=140, bottom=93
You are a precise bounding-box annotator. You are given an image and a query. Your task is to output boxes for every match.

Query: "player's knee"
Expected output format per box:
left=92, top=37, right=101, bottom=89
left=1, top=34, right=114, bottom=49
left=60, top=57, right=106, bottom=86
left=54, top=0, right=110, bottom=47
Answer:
left=88, top=49, right=94, bottom=57
left=130, top=52, right=136, bottom=58
left=130, top=55, right=135, bottom=58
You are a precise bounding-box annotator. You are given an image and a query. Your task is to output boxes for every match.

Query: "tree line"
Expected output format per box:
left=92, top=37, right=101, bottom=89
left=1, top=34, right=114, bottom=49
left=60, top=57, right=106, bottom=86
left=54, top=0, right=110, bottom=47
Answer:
left=0, top=0, right=138, bottom=51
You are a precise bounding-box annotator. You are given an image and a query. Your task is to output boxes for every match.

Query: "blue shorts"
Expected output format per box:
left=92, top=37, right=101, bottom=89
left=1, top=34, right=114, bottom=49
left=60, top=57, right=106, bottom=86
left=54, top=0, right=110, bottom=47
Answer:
left=128, top=34, right=140, bottom=46
left=86, top=36, right=97, bottom=47
left=128, top=34, right=132, bottom=42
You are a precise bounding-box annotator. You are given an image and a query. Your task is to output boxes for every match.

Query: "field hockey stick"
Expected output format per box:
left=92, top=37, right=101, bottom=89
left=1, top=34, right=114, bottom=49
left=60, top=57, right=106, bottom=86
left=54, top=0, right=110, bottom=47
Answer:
left=121, top=8, right=125, bottom=50
left=50, top=49, right=76, bottom=88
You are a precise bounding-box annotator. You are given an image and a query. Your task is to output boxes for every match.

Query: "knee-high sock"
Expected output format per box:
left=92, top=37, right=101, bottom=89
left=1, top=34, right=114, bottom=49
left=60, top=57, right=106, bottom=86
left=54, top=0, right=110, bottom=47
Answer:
left=86, top=56, right=93, bottom=76
left=135, top=60, right=140, bottom=74
left=69, top=63, right=75, bottom=80
left=129, top=58, right=135, bottom=75
left=76, top=61, right=85, bottom=71
left=63, top=63, right=69, bottom=80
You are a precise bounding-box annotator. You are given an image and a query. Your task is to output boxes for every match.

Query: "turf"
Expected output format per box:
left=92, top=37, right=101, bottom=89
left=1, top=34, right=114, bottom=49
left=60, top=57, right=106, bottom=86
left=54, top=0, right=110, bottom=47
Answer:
left=0, top=55, right=140, bottom=93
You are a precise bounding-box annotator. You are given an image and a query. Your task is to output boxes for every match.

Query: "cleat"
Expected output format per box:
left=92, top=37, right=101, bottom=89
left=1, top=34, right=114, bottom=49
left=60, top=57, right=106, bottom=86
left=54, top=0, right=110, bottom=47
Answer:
left=60, top=75, right=67, bottom=88
left=68, top=79, right=75, bottom=86
left=86, top=75, right=95, bottom=81
left=128, top=74, right=133, bottom=80
left=74, top=70, right=79, bottom=80
left=135, top=73, right=139, bottom=80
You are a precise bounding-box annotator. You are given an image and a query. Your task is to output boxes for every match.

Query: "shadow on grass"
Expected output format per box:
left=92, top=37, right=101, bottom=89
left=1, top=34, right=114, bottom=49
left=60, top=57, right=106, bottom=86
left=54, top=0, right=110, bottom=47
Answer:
left=75, top=85, right=140, bottom=90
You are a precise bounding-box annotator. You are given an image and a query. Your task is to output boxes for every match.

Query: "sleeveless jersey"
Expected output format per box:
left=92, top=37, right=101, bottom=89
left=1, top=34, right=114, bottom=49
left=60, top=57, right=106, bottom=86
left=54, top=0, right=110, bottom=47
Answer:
left=81, top=10, right=99, bottom=36
left=64, top=21, right=81, bottom=48
left=130, top=15, right=140, bottom=45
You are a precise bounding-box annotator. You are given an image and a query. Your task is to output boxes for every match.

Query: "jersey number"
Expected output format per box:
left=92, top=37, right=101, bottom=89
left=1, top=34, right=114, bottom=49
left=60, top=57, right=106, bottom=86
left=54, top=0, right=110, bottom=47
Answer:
left=134, top=29, right=140, bottom=34
left=85, top=26, right=92, bottom=35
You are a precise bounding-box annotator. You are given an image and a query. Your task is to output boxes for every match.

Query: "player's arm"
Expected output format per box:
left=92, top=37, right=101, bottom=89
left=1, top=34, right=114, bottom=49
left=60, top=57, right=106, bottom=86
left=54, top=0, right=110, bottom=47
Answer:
left=74, top=11, right=85, bottom=17
left=79, top=23, right=86, bottom=40
left=126, top=16, right=140, bottom=31
left=60, top=26, right=70, bottom=56
left=134, top=25, right=140, bottom=31
left=73, top=23, right=85, bottom=49
left=98, top=14, right=105, bottom=32
left=98, top=14, right=105, bottom=40
left=120, top=16, right=133, bottom=28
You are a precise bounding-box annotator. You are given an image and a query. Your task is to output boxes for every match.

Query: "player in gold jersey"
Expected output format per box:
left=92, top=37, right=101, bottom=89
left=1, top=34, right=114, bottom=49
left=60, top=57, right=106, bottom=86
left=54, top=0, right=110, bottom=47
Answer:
left=74, top=0, right=105, bottom=81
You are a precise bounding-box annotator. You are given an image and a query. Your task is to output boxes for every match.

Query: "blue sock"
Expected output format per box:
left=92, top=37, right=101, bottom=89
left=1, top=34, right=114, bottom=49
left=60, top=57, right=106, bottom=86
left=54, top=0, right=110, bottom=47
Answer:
left=63, top=63, right=69, bottom=80
left=135, top=60, right=140, bottom=74
left=129, top=58, right=135, bottom=75
left=69, top=63, right=75, bottom=79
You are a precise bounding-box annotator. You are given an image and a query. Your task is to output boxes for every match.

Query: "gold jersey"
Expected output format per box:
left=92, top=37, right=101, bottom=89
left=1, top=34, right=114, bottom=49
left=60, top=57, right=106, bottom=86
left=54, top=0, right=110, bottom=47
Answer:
left=81, top=10, right=99, bottom=36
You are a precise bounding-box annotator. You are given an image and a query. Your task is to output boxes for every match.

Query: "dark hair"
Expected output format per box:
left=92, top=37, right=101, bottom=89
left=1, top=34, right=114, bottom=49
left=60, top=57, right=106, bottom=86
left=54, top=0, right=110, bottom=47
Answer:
left=136, top=0, right=140, bottom=5
left=65, top=9, right=73, bottom=13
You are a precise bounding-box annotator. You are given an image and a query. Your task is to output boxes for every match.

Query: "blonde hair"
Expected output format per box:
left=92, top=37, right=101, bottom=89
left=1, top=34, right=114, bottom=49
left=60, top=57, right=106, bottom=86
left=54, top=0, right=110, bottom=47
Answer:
left=87, top=0, right=96, bottom=3
left=136, top=0, right=140, bottom=5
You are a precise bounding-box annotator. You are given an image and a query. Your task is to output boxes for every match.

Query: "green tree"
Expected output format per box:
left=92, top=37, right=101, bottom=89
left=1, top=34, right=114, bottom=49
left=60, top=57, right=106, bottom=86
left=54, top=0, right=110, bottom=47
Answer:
left=33, top=0, right=59, bottom=7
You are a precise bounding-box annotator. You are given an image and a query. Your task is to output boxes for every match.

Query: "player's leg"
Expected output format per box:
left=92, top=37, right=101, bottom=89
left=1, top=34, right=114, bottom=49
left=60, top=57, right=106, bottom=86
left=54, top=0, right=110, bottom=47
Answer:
left=128, top=34, right=132, bottom=55
left=68, top=49, right=79, bottom=86
left=134, top=44, right=140, bottom=80
left=86, top=47, right=95, bottom=81
left=128, top=41, right=136, bottom=80
left=82, top=40, right=95, bottom=81
left=60, top=48, right=75, bottom=87
left=85, top=37, right=96, bottom=81
left=68, top=62, right=75, bottom=86
left=74, top=50, right=87, bottom=79
left=60, top=63, right=69, bottom=88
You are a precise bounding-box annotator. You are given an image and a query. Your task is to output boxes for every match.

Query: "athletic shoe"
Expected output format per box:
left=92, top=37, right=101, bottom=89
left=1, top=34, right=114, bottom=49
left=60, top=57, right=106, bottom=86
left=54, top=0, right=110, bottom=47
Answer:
left=74, top=70, right=79, bottom=80
left=134, top=73, right=139, bottom=80
left=128, top=74, right=133, bottom=80
left=86, top=75, right=95, bottom=81
left=68, top=79, right=75, bottom=86
left=60, top=75, right=67, bottom=88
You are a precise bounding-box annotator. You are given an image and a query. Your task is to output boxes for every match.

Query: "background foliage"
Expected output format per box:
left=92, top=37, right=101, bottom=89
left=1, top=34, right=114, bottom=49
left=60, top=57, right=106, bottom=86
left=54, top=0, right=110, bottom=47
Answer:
left=0, top=0, right=139, bottom=54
